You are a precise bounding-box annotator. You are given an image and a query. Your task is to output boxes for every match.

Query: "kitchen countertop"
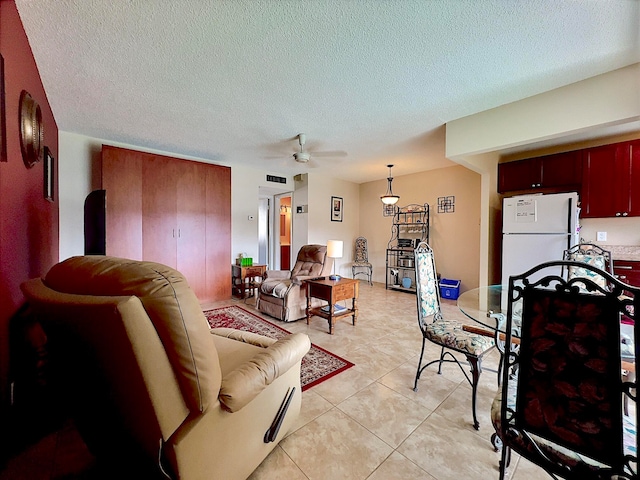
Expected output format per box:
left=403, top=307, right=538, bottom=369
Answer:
left=607, top=245, right=640, bottom=262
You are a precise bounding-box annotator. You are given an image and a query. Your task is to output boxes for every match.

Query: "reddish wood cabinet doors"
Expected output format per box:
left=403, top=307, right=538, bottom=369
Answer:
left=581, top=140, right=640, bottom=218
left=101, top=145, right=231, bottom=302
left=498, top=151, right=582, bottom=194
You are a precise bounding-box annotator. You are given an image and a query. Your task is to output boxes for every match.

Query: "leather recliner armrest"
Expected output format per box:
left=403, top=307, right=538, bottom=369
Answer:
left=291, top=275, right=315, bottom=286
left=218, top=333, right=311, bottom=412
left=264, top=270, right=291, bottom=280
left=210, top=327, right=277, bottom=348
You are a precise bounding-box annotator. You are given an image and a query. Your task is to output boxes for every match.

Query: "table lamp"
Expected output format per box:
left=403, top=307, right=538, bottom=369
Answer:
left=327, top=240, right=343, bottom=280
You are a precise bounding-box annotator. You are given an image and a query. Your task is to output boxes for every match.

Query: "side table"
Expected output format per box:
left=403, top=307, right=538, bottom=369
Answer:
left=305, top=277, right=359, bottom=334
left=232, top=264, right=267, bottom=299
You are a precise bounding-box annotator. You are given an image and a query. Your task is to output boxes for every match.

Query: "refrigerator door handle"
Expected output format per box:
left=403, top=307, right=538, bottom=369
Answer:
left=566, top=197, right=573, bottom=250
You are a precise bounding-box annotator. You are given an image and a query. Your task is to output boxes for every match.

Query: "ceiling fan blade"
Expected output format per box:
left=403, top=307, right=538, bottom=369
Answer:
left=260, top=135, right=300, bottom=155
left=309, top=150, right=348, bottom=158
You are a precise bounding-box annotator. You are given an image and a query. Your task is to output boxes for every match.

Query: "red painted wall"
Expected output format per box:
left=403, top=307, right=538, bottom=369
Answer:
left=0, top=1, right=59, bottom=408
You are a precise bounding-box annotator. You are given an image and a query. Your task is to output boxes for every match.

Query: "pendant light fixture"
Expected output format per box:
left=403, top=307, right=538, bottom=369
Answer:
left=380, top=164, right=400, bottom=205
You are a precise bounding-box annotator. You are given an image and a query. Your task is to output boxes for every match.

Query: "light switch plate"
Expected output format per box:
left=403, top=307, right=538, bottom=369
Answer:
left=597, top=231, right=607, bottom=241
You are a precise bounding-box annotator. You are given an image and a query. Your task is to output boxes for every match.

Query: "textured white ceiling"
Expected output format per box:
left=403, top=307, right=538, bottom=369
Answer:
left=15, top=0, right=640, bottom=183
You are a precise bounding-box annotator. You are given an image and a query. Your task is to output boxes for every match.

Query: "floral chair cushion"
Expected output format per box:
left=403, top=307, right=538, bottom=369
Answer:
left=417, top=248, right=494, bottom=355
left=491, top=382, right=636, bottom=473
left=567, top=254, right=608, bottom=289
left=424, top=321, right=495, bottom=355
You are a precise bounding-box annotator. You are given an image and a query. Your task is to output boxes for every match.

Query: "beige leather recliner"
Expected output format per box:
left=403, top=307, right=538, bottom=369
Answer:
left=21, top=256, right=310, bottom=480
left=256, top=244, right=333, bottom=322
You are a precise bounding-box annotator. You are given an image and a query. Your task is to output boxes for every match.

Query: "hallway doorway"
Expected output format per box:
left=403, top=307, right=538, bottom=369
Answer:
left=278, top=196, right=292, bottom=270
left=258, top=187, right=293, bottom=270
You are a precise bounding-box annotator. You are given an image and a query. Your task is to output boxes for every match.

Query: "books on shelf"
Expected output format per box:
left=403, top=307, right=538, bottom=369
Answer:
left=321, top=304, right=348, bottom=314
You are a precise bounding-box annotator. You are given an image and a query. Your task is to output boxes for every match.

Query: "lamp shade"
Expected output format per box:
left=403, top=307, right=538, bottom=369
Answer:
left=326, top=240, right=343, bottom=259
left=381, top=194, right=400, bottom=205
left=380, top=164, right=399, bottom=205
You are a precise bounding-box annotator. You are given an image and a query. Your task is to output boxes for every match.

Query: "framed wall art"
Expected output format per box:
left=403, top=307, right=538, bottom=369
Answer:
left=437, top=196, right=455, bottom=213
left=44, top=146, right=54, bottom=202
left=20, top=90, right=44, bottom=168
left=331, top=196, right=343, bottom=222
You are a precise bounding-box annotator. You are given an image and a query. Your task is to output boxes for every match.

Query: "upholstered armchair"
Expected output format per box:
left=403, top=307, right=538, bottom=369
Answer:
left=21, top=256, right=310, bottom=480
left=257, top=244, right=333, bottom=322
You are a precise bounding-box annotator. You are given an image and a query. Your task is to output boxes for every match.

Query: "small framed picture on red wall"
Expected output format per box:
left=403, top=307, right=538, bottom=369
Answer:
left=44, top=146, right=54, bottom=202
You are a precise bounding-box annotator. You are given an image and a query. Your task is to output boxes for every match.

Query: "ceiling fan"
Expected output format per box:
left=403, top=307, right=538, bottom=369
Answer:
left=289, top=133, right=347, bottom=167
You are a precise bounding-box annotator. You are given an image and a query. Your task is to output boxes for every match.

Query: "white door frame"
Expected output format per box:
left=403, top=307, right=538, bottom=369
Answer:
left=274, top=192, right=292, bottom=270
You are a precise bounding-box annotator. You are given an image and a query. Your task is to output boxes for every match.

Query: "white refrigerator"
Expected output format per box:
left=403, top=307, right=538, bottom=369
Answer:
left=501, top=192, right=580, bottom=285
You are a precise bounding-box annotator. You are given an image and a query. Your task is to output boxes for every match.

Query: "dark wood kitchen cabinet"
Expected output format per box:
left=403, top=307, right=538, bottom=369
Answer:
left=581, top=140, right=640, bottom=218
left=102, top=145, right=231, bottom=302
left=498, top=151, right=582, bottom=194
left=613, top=260, right=640, bottom=288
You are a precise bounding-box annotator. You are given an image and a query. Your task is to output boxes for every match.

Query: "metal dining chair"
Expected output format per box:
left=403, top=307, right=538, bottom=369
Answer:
left=492, top=260, right=638, bottom=479
left=352, top=236, right=373, bottom=285
left=563, top=242, right=635, bottom=416
left=413, top=241, right=496, bottom=430
left=562, top=242, right=614, bottom=288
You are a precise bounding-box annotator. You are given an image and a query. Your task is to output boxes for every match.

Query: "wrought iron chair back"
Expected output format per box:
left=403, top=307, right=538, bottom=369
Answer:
left=494, top=259, right=638, bottom=479
left=562, top=242, right=614, bottom=289
left=413, top=242, right=495, bottom=430
left=352, top=236, right=373, bottom=285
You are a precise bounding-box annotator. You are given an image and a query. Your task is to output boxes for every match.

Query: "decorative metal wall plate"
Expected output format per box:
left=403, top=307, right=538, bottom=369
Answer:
left=19, top=90, right=44, bottom=168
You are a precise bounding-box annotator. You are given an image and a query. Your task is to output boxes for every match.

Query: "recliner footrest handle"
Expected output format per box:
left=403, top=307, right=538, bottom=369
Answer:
left=264, top=387, right=296, bottom=443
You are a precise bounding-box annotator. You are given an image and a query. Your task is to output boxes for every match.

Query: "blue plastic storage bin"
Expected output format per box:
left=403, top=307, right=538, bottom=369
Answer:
left=439, top=278, right=461, bottom=300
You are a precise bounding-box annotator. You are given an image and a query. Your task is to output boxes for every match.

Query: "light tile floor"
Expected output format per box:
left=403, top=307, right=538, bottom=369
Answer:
left=212, top=282, right=547, bottom=479
left=1, top=281, right=548, bottom=479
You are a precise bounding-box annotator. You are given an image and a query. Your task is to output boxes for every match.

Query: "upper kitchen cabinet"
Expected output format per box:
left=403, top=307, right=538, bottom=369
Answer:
left=498, top=151, right=582, bottom=194
left=581, top=140, right=640, bottom=218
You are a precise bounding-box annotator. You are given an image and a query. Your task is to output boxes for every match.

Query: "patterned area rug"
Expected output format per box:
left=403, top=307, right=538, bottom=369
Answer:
left=204, top=305, right=354, bottom=391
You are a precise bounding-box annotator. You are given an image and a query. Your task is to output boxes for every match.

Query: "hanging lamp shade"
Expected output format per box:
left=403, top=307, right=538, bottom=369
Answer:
left=380, top=164, right=400, bottom=205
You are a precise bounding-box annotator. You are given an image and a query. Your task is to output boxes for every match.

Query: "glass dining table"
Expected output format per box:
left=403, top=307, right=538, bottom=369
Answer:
left=458, top=284, right=634, bottom=367
left=456, top=284, right=513, bottom=334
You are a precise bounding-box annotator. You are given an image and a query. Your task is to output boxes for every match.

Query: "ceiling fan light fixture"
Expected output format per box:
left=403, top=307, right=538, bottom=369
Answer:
left=294, top=151, right=311, bottom=163
left=380, top=164, right=400, bottom=205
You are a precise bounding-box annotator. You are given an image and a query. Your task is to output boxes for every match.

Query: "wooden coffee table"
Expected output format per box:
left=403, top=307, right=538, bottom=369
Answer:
left=305, top=277, right=359, bottom=334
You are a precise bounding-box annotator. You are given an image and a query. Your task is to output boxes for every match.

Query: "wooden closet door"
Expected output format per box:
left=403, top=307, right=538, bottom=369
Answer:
left=177, top=161, right=207, bottom=299
left=102, top=145, right=231, bottom=302
left=142, top=156, right=177, bottom=268
left=206, top=165, right=232, bottom=300
left=102, top=146, right=143, bottom=259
